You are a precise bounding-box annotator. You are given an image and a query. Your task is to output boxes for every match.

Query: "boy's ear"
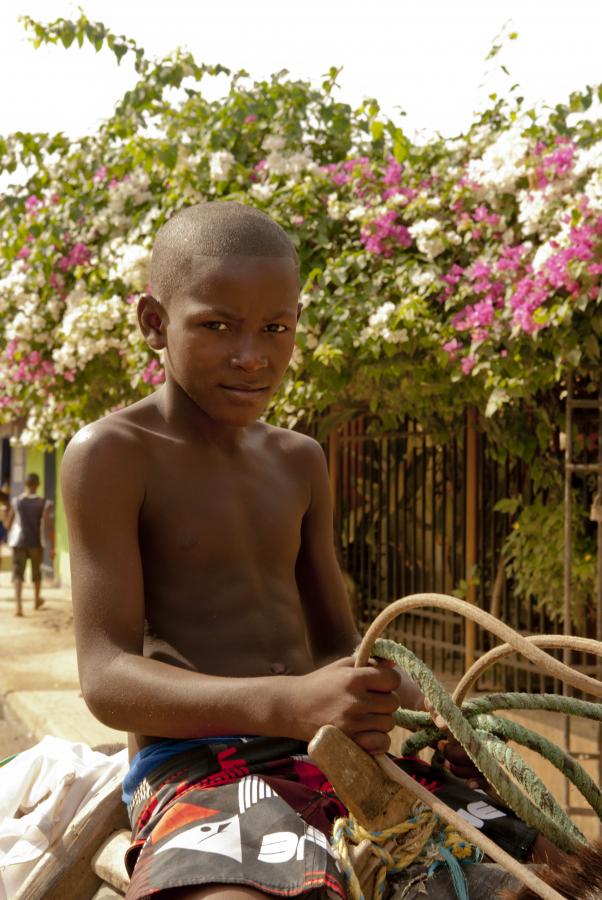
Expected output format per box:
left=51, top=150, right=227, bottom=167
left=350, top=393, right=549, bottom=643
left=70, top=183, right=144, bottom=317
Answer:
left=138, top=294, right=167, bottom=350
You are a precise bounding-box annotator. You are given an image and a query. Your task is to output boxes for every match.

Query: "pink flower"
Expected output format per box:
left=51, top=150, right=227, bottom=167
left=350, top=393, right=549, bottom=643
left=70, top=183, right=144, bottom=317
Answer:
left=461, top=356, right=477, bottom=375
left=28, top=351, right=42, bottom=366
left=244, top=114, right=257, bottom=124
left=142, top=358, right=166, bottom=385
left=63, top=370, right=76, bottom=383
left=93, top=166, right=109, bottom=182
left=25, top=195, right=40, bottom=211
left=16, top=246, right=31, bottom=260
left=360, top=210, right=411, bottom=257
left=443, top=339, right=461, bottom=358
left=58, top=242, right=91, bottom=271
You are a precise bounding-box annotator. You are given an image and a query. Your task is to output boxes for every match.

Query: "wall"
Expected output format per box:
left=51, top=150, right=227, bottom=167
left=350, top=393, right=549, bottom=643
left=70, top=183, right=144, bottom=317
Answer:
left=53, top=444, right=71, bottom=586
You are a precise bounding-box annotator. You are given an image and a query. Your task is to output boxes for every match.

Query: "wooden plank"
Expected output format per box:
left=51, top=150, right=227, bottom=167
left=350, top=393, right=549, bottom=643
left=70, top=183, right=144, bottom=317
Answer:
left=308, top=725, right=414, bottom=831
left=15, top=773, right=129, bottom=900
left=92, top=829, right=130, bottom=894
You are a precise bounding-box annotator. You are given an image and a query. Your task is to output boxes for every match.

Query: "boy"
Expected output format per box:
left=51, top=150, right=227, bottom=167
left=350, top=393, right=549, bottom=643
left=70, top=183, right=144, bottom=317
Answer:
left=62, top=202, right=541, bottom=900
left=6, top=472, right=54, bottom=616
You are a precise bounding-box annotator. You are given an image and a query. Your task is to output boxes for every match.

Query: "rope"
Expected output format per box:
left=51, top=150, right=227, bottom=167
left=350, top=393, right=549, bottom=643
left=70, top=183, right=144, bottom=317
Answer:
left=372, top=637, right=581, bottom=851
left=337, top=592, right=602, bottom=900
left=332, top=806, right=437, bottom=900
left=453, top=635, right=602, bottom=705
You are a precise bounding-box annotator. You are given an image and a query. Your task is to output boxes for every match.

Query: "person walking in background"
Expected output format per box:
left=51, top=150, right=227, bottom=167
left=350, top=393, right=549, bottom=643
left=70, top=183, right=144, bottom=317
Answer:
left=6, top=473, right=54, bottom=616
left=0, top=480, right=9, bottom=546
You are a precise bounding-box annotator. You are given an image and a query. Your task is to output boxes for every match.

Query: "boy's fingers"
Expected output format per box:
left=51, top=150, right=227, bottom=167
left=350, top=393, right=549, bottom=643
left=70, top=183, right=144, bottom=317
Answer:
left=354, top=731, right=391, bottom=754
left=369, top=656, right=396, bottom=669
left=424, top=697, right=447, bottom=730
left=362, top=665, right=401, bottom=692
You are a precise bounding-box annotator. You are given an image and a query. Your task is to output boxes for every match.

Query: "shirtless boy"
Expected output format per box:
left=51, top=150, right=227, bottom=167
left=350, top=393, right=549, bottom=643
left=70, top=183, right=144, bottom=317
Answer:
left=62, top=202, right=543, bottom=900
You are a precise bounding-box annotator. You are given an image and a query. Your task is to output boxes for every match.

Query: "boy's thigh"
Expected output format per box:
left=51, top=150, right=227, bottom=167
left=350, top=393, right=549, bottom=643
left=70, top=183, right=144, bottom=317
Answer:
left=28, top=547, right=43, bottom=581
left=12, top=548, right=27, bottom=580
left=159, top=887, right=280, bottom=900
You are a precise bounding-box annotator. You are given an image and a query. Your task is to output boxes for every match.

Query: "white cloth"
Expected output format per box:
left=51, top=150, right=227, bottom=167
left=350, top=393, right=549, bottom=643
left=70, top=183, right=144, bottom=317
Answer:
left=0, top=735, right=127, bottom=899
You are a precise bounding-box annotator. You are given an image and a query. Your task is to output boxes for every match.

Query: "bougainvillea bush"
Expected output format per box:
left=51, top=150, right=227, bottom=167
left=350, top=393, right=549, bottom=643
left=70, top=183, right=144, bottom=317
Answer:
left=1, top=13, right=602, bottom=472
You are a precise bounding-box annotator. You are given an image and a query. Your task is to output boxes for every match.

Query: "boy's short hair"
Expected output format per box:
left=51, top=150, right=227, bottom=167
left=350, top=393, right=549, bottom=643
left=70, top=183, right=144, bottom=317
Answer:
left=150, top=201, right=299, bottom=305
left=25, top=473, right=40, bottom=486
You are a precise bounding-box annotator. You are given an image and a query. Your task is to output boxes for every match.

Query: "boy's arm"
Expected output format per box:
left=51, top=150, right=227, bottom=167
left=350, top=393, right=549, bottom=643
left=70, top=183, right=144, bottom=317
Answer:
left=61, top=424, right=401, bottom=749
left=294, top=437, right=425, bottom=713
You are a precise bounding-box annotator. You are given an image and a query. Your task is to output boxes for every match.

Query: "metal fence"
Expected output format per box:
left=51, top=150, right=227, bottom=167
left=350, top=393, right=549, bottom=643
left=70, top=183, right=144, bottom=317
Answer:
left=323, top=411, right=599, bottom=695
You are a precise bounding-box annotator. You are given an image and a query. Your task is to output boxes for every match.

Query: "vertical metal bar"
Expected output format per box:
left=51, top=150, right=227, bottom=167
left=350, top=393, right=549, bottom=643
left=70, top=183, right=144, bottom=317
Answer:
left=394, top=436, right=400, bottom=599
left=596, top=373, right=602, bottom=837
left=421, top=429, right=427, bottom=594
left=563, top=374, right=573, bottom=813
left=401, top=416, right=409, bottom=596
left=431, top=442, right=436, bottom=594
left=465, top=408, right=479, bottom=671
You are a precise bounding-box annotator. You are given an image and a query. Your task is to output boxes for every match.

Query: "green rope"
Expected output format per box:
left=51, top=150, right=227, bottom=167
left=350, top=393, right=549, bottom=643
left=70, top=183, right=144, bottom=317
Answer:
left=395, top=693, right=602, bottom=731
left=471, top=729, right=584, bottom=844
left=401, top=713, right=602, bottom=826
left=373, top=637, right=588, bottom=852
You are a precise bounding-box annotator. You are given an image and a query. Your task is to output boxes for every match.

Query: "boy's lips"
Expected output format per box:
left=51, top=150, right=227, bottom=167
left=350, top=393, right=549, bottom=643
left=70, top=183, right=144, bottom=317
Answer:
left=221, top=383, right=269, bottom=392
left=219, top=383, right=270, bottom=400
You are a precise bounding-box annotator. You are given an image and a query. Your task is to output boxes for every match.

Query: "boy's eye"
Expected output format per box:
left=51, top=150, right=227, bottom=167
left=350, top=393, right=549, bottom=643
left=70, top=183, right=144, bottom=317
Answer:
left=265, top=324, right=288, bottom=333
left=203, top=322, right=229, bottom=331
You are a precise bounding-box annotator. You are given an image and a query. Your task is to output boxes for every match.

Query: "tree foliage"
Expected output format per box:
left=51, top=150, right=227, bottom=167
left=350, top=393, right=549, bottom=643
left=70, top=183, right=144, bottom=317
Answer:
left=1, top=12, right=601, bottom=480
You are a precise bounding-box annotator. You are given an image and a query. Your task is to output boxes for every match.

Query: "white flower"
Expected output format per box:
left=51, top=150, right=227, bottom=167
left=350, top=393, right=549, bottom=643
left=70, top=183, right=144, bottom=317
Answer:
left=467, top=124, right=530, bottom=193
left=517, top=189, right=549, bottom=235
left=368, top=301, right=396, bottom=327
left=532, top=241, right=558, bottom=272
left=327, top=193, right=344, bottom=221
left=347, top=205, right=366, bottom=222
left=409, top=218, right=445, bottom=260
left=410, top=268, right=437, bottom=289
left=584, top=171, right=602, bottom=211
left=209, top=150, right=236, bottom=182
left=387, top=192, right=409, bottom=207
left=262, top=134, right=286, bottom=153
left=249, top=183, right=275, bottom=202
left=408, top=218, right=441, bottom=238
left=105, top=241, right=151, bottom=290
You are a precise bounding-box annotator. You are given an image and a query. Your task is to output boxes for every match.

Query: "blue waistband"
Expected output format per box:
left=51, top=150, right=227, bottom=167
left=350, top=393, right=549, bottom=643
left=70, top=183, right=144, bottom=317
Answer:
left=122, top=736, right=248, bottom=805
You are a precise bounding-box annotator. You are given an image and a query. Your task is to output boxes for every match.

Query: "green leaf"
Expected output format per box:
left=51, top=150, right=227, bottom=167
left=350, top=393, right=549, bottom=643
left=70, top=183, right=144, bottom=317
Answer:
left=158, top=143, right=178, bottom=169
left=370, top=120, right=384, bottom=142
left=60, top=22, right=75, bottom=48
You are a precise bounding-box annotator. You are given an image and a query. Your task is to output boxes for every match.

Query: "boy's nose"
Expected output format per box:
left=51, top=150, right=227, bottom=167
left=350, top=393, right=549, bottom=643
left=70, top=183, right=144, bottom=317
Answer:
left=230, top=343, right=268, bottom=372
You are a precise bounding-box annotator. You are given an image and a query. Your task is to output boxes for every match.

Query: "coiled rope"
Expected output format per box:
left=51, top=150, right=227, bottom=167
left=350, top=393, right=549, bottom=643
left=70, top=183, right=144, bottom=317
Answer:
left=331, top=593, right=602, bottom=900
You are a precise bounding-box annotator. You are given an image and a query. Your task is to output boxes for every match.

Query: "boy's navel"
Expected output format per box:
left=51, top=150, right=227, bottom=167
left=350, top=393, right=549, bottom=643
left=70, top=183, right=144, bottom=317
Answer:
left=269, top=661, right=292, bottom=675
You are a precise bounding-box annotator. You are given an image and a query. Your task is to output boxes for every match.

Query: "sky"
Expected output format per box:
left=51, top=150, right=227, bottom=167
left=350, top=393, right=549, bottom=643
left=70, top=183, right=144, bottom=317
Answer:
left=1, top=0, right=601, bottom=142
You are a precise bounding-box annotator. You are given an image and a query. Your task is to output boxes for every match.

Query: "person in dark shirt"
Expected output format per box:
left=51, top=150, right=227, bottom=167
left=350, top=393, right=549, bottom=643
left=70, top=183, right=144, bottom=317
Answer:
left=6, top=472, right=54, bottom=616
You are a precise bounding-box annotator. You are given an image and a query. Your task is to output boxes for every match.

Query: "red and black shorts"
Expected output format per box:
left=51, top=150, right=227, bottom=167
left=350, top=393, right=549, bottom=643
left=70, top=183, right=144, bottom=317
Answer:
left=124, top=737, right=537, bottom=899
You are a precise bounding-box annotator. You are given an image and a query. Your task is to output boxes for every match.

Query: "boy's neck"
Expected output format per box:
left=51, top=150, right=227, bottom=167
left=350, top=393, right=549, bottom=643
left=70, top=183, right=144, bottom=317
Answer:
left=157, top=381, right=251, bottom=450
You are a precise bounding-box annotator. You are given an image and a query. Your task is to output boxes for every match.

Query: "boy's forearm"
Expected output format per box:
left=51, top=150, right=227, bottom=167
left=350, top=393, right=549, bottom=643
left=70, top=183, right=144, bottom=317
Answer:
left=82, top=651, right=300, bottom=740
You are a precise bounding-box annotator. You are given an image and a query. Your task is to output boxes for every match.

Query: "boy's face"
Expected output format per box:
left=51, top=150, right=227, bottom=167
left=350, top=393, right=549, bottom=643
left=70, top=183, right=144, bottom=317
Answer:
left=151, top=255, right=300, bottom=427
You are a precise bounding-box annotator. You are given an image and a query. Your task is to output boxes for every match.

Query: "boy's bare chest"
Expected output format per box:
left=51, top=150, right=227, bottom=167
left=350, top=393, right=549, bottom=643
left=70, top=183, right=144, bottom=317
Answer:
left=139, top=443, right=308, bottom=567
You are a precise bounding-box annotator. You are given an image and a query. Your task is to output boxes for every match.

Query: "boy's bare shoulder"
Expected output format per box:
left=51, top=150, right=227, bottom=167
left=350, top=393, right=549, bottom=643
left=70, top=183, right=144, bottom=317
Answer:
left=62, top=394, right=159, bottom=482
left=261, top=422, right=325, bottom=464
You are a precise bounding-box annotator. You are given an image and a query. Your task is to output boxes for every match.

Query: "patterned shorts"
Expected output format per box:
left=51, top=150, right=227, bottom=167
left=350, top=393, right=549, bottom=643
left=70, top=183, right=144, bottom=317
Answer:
left=124, top=737, right=538, bottom=899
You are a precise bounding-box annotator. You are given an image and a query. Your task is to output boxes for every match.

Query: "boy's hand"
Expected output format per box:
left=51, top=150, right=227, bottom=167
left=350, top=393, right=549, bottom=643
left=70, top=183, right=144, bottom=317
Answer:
left=422, top=698, right=487, bottom=788
left=437, top=737, right=488, bottom=790
left=296, top=656, right=401, bottom=753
